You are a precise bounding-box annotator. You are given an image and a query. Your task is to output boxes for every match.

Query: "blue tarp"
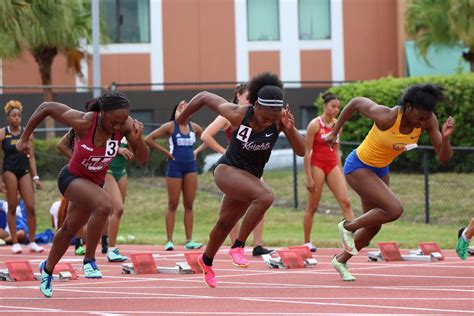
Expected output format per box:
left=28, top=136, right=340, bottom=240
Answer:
left=405, top=40, right=470, bottom=76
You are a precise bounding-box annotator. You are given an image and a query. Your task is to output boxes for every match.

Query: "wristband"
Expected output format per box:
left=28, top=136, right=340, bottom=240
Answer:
left=33, top=176, right=40, bottom=181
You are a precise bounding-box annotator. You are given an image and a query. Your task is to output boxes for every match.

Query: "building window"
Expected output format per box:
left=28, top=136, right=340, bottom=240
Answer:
left=247, top=0, right=280, bottom=41
left=101, top=0, right=150, bottom=44
left=298, top=0, right=331, bottom=40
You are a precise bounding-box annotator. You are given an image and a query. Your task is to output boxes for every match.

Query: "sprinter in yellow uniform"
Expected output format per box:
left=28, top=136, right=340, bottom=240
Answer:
left=324, top=84, right=456, bottom=281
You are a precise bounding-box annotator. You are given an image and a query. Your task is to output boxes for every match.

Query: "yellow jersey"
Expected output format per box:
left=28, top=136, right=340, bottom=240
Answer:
left=356, top=109, right=421, bottom=167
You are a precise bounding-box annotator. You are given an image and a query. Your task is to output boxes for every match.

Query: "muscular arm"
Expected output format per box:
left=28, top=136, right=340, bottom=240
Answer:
left=332, top=97, right=393, bottom=135
left=201, top=115, right=230, bottom=154
left=424, top=115, right=453, bottom=165
left=280, top=107, right=305, bottom=156
left=27, top=134, right=39, bottom=178
left=304, top=119, right=319, bottom=184
left=176, top=91, right=244, bottom=129
left=17, top=102, right=89, bottom=155
left=144, top=122, right=173, bottom=156
left=21, top=102, right=89, bottom=141
left=284, top=128, right=305, bottom=157
left=123, top=117, right=149, bottom=165
left=191, top=123, right=207, bottom=155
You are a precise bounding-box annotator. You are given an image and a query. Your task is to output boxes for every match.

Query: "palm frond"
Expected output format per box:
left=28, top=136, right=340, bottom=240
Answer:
left=405, top=0, right=459, bottom=59
left=448, top=0, right=474, bottom=50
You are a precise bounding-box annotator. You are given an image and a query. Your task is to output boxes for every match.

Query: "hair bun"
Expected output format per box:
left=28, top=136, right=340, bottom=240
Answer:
left=4, top=100, right=23, bottom=114
left=322, top=92, right=338, bottom=104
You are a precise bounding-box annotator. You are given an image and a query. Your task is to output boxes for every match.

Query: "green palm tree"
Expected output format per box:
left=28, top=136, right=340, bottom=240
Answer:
left=405, top=0, right=474, bottom=71
left=0, top=0, right=103, bottom=137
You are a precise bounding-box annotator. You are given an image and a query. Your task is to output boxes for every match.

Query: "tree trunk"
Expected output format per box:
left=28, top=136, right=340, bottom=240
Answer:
left=33, top=47, right=58, bottom=138
left=462, top=51, right=474, bottom=72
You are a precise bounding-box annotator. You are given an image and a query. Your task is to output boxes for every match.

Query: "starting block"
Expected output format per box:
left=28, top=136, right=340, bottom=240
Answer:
left=468, top=246, right=474, bottom=255
left=368, top=242, right=443, bottom=262
left=157, top=253, right=201, bottom=274
left=52, top=263, right=79, bottom=280
left=262, top=247, right=317, bottom=269
left=287, top=246, right=318, bottom=266
left=0, top=261, right=36, bottom=281
left=418, top=242, right=445, bottom=260
left=122, top=252, right=200, bottom=275
left=0, top=261, right=78, bottom=282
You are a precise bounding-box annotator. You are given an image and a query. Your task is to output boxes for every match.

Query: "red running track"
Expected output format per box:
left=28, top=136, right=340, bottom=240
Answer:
left=0, top=244, right=473, bottom=315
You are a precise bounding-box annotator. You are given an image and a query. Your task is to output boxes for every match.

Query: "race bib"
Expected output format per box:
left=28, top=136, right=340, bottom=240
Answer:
left=105, top=139, right=119, bottom=157
left=236, top=125, right=252, bottom=143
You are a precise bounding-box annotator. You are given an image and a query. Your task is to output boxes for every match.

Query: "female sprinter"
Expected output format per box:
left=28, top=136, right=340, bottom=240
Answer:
left=176, top=72, right=305, bottom=287
left=324, top=84, right=455, bottom=281
left=16, top=91, right=149, bottom=297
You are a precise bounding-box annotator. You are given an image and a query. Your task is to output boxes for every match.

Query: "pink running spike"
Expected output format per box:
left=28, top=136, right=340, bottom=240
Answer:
left=197, top=254, right=217, bottom=288
left=228, top=247, right=249, bottom=268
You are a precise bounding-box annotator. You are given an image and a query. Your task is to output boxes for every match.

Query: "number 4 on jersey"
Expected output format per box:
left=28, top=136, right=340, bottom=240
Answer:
left=236, top=125, right=252, bottom=143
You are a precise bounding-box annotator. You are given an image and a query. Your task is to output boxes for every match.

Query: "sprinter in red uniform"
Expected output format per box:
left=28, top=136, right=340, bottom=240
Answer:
left=16, top=92, right=149, bottom=298
left=303, top=93, right=354, bottom=252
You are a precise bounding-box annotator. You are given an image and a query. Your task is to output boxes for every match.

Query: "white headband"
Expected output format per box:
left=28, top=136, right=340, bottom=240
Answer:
left=257, top=97, right=284, bottom=107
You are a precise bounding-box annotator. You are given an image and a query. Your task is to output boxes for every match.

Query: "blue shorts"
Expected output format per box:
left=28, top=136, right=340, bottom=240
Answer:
left=343, top=149, right=389, bottom=178
left=166, top=160, right=197, bottom=178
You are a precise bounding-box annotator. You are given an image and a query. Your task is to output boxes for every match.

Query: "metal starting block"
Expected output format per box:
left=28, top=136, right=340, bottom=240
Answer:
left=262, top=247, right=317, bottom=269
left=157, top=262, right=194, bottom=274
left=1, top=261, right=77, bottom=282
left=122, top=252, right=202, bottom=275
left=368, top=242, right=444, bottom=262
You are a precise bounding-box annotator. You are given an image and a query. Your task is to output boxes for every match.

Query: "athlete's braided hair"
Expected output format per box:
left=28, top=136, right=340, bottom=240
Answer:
left=98, top=91, right=130, bottom=111
left=4, top=100, right=23, bottom=114
left=400, top=84, right=444, bottom=112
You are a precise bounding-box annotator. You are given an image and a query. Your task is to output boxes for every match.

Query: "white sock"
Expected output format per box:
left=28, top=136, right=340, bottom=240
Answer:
left=108, top=247, right=116, bottom=253
left=462, top=230, right=471, bottom=242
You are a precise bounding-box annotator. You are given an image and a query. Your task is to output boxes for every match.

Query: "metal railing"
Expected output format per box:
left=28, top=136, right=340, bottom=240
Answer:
left=110, top=80, right=356, bottom=90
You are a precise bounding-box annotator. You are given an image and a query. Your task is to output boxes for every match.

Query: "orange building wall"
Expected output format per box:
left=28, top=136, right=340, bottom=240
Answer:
left=248, top=51, right=280, bottom=79
left=88, top=54, right=151, bottom=89
left=343, top=0, right=399, bottom=80
left=3, top=51, right=76, bottom=89
left=300, top=50, right=332, bottom=85
left=162, top=0, right=236, bottom=88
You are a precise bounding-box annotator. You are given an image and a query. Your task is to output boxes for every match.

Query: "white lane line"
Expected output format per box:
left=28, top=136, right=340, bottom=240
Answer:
left=0, top=305, right=62, bottom=312
left=0, top=311, right=347, bottom=315
left=3, top=296, right=473, bottom=301
left=2, top=296, right=472, bottom=315
left=241, top=297, right=474, bottom=314
left=3, top=276, right=472, bottom=293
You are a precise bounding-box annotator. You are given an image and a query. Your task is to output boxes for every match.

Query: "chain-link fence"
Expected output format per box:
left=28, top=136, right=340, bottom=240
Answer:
left=265, top=141, right=473, bottom=226
left=24, top=133, right=473, bottom=227
left=3, top=83, right=471, bottom=226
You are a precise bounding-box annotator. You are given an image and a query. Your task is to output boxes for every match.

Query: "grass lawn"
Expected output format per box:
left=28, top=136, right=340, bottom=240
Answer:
left=32, top=171, right=467, bottom=250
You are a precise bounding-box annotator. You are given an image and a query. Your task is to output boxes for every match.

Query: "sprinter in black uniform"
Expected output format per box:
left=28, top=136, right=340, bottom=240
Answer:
left=0, top=100, right=43, bottom=254
left=176, top=72, right=305, bottom=287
